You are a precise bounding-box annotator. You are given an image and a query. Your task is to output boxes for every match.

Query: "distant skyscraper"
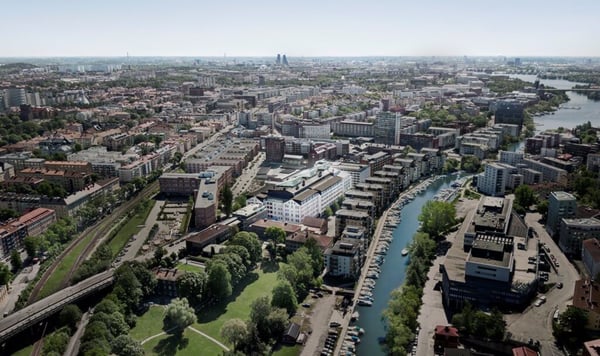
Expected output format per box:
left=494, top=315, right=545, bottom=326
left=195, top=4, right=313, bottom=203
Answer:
left=276, top=54, right=281, bottom=65
left=282, top=54, right=288, bottom=66
left=514, top=58, right=522, bottom=66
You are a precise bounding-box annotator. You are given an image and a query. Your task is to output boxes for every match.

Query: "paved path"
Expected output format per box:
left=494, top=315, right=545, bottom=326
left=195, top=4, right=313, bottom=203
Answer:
left=188, top=326, right=230, bottom=351
left=140, top=326, right=230, bottom=352
left=64, top=311, right=90, bottom=356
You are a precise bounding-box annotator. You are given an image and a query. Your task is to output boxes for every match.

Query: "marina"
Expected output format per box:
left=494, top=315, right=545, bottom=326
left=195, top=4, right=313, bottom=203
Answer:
left=351, top=172, right=469, bottom=356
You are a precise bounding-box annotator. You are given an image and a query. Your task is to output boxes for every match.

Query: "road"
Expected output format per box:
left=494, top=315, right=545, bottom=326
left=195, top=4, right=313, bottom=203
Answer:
left=64, top=310, right=90, bottom=356
left=300, top=294, right=336, bottom=356
left=0, top=261, right=40, bottom=316
left=232, top=151, right=265, bottom=197
left=505, top=212, right=579, bottom=356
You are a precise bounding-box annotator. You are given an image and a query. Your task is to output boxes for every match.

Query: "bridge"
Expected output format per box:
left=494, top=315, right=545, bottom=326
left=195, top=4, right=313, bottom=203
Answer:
left=0, top=270, right=114, bottom=343
left=540, top=88, right=599, bottom=92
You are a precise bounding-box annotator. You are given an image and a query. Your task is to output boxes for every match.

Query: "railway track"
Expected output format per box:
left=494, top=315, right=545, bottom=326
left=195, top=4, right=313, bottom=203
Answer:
left=28, top=181, right=159, bottom=304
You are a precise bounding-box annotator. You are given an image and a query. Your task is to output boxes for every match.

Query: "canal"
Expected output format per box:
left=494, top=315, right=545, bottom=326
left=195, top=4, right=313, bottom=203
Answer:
left=355, top=75, right=600, bottom=355
left=355, top=173, right=466, bottom=355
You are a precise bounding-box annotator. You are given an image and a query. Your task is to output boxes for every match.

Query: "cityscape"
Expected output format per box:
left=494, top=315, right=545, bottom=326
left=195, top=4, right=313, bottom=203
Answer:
left=2, top=2, right=600, bottom=356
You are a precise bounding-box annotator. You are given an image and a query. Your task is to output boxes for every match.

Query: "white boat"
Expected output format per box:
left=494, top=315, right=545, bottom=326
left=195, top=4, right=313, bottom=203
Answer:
left=401, top=248, right=409, bottom=256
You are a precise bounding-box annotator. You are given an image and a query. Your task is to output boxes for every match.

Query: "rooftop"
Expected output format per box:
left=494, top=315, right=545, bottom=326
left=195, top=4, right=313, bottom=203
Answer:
left=583, top=239, right=600, bottom=262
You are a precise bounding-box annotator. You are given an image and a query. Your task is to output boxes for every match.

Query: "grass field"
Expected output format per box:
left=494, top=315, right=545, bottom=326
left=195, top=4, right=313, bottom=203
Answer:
left=37, top=230, right=98, bottom=298
left=193, top=262, right=279, bottom=341
left=272, top=344, right=301, bottom=356
left=108, top=200, right=154, bottom=256
left=176, top=262, right=204, bottom=273
left=130, top=305, right=166, bottom=341
left=12, top=344, right=34, bottom=356
left=142, top=328, right=223, bottom=356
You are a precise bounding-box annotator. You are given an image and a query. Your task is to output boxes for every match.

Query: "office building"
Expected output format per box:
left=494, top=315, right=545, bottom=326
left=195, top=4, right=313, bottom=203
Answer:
left=265, top=136, right=285, bottom=163
left=558, top=218, right=600, bottom=257
left=546, top=191, right=577, bottom=237
left=494, top=100, right=524, bottom=128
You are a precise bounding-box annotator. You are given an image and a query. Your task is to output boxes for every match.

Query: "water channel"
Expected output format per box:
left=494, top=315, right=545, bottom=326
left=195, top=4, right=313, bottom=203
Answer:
left=355, top=75, right=600, bottom=355
left=355, top=173, right=466, bottom=355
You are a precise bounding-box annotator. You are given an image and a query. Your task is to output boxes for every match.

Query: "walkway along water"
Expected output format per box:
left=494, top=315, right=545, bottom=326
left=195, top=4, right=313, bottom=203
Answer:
left=354, top=173, right=468, bottom=356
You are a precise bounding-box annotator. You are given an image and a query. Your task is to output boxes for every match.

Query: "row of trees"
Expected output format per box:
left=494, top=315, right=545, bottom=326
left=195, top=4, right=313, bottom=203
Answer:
left=384, top=231, right=437, bottom=354
left=278, top=238, right=324, bottom=302
left=79, top=261, right=155, bottom=356
left=0, top=114, right=65, bottom=147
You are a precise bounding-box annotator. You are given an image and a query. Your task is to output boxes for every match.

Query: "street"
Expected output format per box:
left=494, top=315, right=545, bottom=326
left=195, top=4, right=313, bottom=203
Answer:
left=0, top=261, right=40, bottom=317
left=232, top=151, right=265, bottom=197
left=505, top=212, right=579, bottom=356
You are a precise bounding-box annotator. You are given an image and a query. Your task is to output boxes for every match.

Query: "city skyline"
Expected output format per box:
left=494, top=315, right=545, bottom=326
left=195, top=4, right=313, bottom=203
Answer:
left=3, top=0, right=600, bottom=58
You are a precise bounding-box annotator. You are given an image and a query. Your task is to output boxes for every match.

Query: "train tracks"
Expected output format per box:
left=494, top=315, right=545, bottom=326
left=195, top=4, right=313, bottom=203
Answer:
left=28, top=181, right=159, bottom=304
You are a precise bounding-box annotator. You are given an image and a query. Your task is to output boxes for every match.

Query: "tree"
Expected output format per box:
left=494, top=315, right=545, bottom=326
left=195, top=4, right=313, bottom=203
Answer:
left=207, top=261, right=232, bottom=300
left=0, top=208, right=18, bottom=221
left=303, top=239, right=324, bottom=277
left=154, top=247, right=167, bottom=265
left=111, top=334, right=144, bottom=356
left=250, top=295, right=273, bottom=340
left=90, top=312, right=130, bottom=338
left=222, top=184, right=233, bottom=217
left=224, top=245, right=252, bottom=269
left=266, top=308, right=289, bottom=339
left=163, top=298, right=197, bottom=334
left=176, top=271, right=207, bottom=305
left=42, top=327, right=70, bottom=355
left=220, top=319, right=249, bottom=351
left=229, top=231, right=262, bottom=265
left=277, top=264, right=298, bottom=288
left=95, top=299, right=122, bottom=315
left=537, top=199, right=549, bottom=217
left=23, top=236, right=38, bottom=259
left=514, top=185, right=537, bottom=209
left=59, top=304, right=82, bottom=332
left=271, top=280, right=298, bottom=314
left=461, top=156, right=481, bottom=173
left=10, top=249, right=21, bottom=271
left=112, top=268, right=143, bottom=311
left=0, top=263, right=11, bottom=285
left=323, top=207, right=333, bottom=218
left=287, top=249, right=315, bottom=296
left=554, top=306, right=589, bottom=352
left=418, top=201, right=457, bottom=238
left=265, top=227, right=286, bottom=244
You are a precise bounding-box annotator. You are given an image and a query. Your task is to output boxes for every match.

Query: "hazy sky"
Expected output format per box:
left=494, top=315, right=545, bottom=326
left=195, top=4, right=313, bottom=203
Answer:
left=3, top=0, right=600, bottom=57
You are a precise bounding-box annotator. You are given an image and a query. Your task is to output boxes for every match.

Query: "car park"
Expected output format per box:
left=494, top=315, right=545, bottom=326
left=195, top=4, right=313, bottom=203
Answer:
left=329, top=321, right=341, bottom=328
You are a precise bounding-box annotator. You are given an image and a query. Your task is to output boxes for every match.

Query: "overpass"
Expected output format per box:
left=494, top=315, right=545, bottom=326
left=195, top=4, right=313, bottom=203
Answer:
left=0, top=270, right=114, bottom=343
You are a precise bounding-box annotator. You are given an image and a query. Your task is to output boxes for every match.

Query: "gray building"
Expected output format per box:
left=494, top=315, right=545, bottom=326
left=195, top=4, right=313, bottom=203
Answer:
left=546, top=191, right=577, bottom=237
left=558, top=218, right=600, bottom=257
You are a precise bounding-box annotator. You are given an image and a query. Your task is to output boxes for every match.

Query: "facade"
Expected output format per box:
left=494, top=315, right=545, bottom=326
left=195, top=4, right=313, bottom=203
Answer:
left=0, top=220, right=27, bottom=258
left=17, top=207, right=56, bottom=237
left=249, top=167, right=351, bottom=224
left=331, top=120, right=374, bottom=137
left=558, top=218, right=600, bottom=257
left=583, top=239, right=600, bottom=279
left=477, top=162, right=513, bottom=197
left=546, top=191, right=577, bottom=237
left=331, top=163, right=370, bottom=187
left=265, top=136, right=285, bottom=163
left=494, top=100, right=524, bottom=128
left=374, top=112, right=401, bottom=145
left=154, top=268, right=185, bottom=297
left=324, top=238, right=363, bottom=279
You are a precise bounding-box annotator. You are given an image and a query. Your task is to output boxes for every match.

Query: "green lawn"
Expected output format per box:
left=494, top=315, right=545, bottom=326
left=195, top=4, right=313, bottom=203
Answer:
left=193, top=263, right=279, bottom=341
left=176, top=262, right=204, bottom=273
left=12, top=344, right=34, bottom=356
left=108, top=200, right=154, bottom=256
left=272, top=344, right=301, bottom=356
left=130, top=305, right=166, bottom=341
left=142, top=328, right=223, bottom=356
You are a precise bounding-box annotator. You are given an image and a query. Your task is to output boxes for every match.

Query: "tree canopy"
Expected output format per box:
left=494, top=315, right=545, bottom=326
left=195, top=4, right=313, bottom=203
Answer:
left=163, top=298, right=197, bottom=333
left=418, top=201, right=457, bottom=238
